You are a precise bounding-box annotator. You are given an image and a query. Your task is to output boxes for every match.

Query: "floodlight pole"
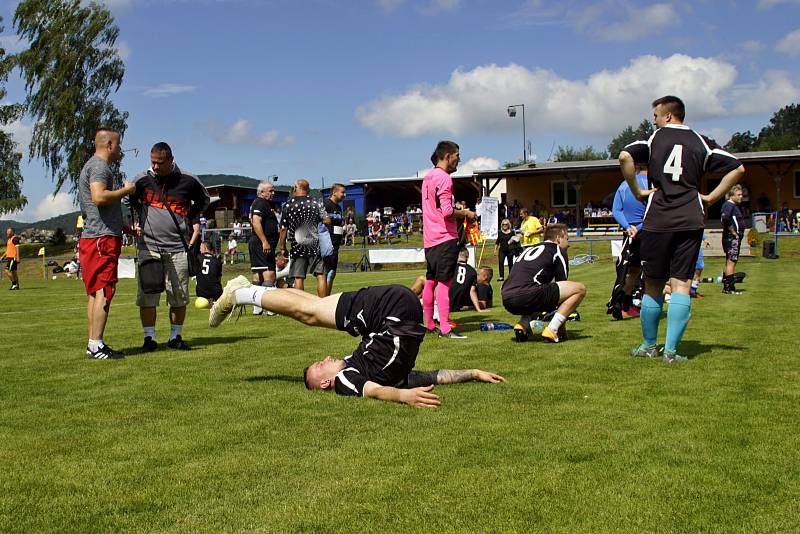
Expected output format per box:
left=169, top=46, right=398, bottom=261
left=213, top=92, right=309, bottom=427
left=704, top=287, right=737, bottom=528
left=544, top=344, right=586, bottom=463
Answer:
left=507, top=104, right=527, bottom=163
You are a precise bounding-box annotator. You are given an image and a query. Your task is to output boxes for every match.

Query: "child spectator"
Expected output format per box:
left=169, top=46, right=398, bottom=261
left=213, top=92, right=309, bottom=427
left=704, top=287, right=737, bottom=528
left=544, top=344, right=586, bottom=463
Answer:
left=196, top=241, right=223, bottom=302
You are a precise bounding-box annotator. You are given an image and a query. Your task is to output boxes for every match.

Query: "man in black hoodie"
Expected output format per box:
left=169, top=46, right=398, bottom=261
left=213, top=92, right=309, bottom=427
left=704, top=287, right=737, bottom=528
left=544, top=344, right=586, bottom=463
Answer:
left=131, top=142, right=209, bottom=352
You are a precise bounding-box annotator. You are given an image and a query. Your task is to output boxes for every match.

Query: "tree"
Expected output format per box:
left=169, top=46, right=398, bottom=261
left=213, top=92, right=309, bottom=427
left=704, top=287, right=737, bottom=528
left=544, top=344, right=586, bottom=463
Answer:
left=724, top=131, right=757, bottom=153
left=607, top=119, right=653, bottom=158
left=502, top=160, right=526, bottom=169
left=554, top=145, right=608, bottom=162
left=49, top=227, right=66, bottom=246
left=756, top=103, right=800, bottom=150
left=726, top=103, right=800, bottom=153
left=13, top=0, right=128, bottom=195
left=0, top=17, right=26, bottom=215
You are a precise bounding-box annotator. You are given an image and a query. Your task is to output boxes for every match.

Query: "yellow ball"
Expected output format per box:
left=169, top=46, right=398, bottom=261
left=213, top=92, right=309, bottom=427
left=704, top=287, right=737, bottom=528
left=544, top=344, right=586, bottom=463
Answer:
left=195, top=297, right=210, bottom=309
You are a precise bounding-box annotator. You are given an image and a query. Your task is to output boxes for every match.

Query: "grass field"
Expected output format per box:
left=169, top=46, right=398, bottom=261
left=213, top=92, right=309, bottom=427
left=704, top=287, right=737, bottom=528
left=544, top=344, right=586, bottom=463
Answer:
left=1, top=240, right=799, bottom=532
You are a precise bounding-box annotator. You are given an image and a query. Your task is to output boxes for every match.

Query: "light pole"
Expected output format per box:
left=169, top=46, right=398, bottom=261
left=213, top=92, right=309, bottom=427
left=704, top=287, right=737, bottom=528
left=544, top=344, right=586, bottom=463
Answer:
left=507, top=104, right=527, bottom=163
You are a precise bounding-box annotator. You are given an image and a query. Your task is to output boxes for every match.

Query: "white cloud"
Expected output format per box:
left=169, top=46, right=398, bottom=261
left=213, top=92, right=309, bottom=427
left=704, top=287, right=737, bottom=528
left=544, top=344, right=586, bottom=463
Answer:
left=116, top=40, right=132, bottom=61
left=700, top=127, right=731, bottom=147
left=416, top=156, right=499, bottom=178
left=0, top=120, right=33, bottom=155
left=216, top=119, right=295, bottom=147
left=453, top=156, right=500, bottom=177
left=731, top=70, right=800, bottom=114
left=579, top=3, right=677, bottom=42
left=776, top=28, right=800, bottom=56
left=500, top=1, right=676, bottom=40
left=0, top=192, right=76, bottom=223
left=142, top=83, right=196, bottom=98
left=356, top=54, right=751, bottom=139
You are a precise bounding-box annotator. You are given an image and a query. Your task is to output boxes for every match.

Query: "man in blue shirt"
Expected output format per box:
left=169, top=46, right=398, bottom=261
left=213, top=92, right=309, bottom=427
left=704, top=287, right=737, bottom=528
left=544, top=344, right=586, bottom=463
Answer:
left=607, top=166, right=648, bottom=320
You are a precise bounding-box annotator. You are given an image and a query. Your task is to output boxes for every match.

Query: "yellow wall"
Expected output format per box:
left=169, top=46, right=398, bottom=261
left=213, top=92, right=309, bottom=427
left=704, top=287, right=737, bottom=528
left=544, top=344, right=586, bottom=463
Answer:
left=503, top=161, right=800, bottom=212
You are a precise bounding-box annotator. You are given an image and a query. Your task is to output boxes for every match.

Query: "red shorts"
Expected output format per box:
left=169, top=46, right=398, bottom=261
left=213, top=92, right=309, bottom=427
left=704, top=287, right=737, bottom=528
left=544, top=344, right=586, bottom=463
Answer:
left=80, top=235, right=122, bottom=302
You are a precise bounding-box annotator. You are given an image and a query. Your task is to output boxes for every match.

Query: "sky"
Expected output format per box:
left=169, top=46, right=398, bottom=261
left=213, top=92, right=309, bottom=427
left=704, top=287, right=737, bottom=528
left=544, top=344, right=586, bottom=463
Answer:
left=1, top=0, right=799, bottom=222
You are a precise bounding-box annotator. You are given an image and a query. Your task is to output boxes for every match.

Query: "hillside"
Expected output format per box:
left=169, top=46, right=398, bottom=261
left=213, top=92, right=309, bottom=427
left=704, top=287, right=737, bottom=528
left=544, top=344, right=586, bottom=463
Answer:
left=1, top=211, right=81, bottom=233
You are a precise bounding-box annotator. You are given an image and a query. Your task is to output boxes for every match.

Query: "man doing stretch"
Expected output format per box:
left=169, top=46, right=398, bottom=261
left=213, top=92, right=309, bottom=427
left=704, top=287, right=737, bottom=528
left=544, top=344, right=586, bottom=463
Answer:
left=209, top=278, right=504, bottom=408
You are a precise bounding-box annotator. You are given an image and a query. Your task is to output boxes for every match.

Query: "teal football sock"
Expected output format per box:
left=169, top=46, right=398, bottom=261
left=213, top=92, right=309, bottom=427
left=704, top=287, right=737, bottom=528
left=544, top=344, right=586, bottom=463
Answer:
left=640, top=294, right=664, bottom=347
left=665, top=293, right=691, bottom=353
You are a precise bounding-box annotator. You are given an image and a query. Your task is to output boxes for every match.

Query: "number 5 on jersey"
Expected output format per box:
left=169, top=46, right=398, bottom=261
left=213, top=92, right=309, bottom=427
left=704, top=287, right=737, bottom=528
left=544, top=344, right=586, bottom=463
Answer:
left=664, top=145, right=683, bottom=182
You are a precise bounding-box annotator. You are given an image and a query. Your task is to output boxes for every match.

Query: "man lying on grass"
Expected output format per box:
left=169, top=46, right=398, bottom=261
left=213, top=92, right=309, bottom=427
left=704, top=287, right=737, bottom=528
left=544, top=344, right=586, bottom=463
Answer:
left=209, top=278, right=504, bottom=408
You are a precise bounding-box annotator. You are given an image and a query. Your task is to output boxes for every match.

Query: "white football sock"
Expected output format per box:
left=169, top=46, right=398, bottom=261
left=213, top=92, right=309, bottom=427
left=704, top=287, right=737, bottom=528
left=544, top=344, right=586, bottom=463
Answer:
left=143, top=326, right=156, bottom=340
left=236, top=285, right=268, bottom=306
left=88, top=339, right=103, bottom=352
left=548, top=312, right=567, bottom=333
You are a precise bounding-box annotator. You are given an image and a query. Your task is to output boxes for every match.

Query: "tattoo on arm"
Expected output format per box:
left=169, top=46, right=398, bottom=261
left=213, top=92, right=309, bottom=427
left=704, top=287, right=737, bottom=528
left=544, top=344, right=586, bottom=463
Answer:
left=435, top=369, right=475, bottom=385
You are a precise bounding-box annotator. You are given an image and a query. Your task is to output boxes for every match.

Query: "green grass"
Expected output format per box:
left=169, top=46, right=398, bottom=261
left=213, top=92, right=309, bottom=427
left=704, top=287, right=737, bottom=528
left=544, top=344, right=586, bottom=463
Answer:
left=1, top=241, right=800, bottom=532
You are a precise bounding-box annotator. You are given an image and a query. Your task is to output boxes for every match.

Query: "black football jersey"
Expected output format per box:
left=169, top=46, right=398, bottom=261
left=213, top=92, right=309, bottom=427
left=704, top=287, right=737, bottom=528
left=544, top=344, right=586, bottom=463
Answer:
left=501, top=241, right=568, bottom=298
left=720, top=200, right=745, bottom=238
left=248, top=197, right=279, bottom=240
left=624, top=124, right=741, bottom=232
left=195, top=253, right=223, bottom=299
left=449, top=262, right=478, bottom=308
left=323, top=198, right=344, bottom=248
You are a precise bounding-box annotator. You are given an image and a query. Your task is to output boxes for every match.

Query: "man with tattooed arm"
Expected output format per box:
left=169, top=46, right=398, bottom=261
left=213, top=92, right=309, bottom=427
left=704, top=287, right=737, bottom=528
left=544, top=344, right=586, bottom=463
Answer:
left=209, top=278, right=504, bottom=407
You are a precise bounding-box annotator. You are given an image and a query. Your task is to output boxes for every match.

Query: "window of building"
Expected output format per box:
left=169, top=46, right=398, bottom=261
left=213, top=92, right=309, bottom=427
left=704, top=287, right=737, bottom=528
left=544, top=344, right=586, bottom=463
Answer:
left=551, top=181, right=577, bottom=207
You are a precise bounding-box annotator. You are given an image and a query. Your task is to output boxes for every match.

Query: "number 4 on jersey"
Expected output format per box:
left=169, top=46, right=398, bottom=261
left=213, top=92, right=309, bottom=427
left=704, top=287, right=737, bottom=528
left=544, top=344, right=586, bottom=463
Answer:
left=664, top=145, right=683, bottom=181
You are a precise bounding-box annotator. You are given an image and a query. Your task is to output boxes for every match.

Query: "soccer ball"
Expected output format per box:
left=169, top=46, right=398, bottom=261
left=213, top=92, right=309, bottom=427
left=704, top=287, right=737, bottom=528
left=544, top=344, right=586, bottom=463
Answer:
left=52, top=275, right=57, bottom=280
left=195, top=297, right=210, bottom=309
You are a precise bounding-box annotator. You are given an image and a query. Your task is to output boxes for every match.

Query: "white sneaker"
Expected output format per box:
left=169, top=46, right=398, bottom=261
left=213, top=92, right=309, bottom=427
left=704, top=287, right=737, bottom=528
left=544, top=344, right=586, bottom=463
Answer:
left=209, top=275, right=252, bottom=327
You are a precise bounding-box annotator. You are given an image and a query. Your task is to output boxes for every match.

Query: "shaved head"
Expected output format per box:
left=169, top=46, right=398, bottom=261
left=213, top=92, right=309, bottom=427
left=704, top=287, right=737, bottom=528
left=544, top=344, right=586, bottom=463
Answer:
left=295, top=179, right=310, bottom=192
left=94, top=127, right=122, bottom=162
left=94, top=128, right=119, bottom=147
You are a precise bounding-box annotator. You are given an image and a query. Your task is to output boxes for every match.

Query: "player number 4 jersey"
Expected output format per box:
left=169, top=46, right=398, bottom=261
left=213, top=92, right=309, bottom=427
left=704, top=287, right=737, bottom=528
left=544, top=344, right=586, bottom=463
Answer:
left=624, top=124, right=741, bottom=232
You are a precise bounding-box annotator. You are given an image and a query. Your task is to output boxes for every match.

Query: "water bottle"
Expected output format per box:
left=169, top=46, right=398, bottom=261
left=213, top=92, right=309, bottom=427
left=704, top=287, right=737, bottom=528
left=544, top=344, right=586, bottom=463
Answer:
left=530, top=320, right=545, bottom=334
left=480, top=322, right=514, bottom=331
left=701, top=277, right=715, bottom=283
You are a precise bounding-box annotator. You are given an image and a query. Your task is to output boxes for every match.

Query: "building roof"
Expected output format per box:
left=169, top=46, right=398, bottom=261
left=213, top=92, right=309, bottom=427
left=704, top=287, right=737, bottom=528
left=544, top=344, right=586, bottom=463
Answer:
left=198, top=174, right=293, bottom=193
left=198, top=174, right=261, bottom=190
left=474, top=149, right=800, bottom=178
left=350, top=173, right=479, bottom=184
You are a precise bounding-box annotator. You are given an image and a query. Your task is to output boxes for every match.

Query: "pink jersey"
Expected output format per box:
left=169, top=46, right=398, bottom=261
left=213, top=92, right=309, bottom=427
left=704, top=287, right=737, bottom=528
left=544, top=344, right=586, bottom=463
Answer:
left=421, top=167, right=457, bottom=248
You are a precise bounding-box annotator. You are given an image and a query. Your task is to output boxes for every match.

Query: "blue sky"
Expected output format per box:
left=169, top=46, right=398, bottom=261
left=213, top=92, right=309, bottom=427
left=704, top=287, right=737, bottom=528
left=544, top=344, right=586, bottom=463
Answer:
left=1, top=0, right=799, bottom=221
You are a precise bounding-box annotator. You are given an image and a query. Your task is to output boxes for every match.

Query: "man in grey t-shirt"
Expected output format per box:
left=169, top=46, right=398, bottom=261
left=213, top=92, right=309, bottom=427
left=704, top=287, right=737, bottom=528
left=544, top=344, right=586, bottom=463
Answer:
left=77, top=127, right=135, bottom=360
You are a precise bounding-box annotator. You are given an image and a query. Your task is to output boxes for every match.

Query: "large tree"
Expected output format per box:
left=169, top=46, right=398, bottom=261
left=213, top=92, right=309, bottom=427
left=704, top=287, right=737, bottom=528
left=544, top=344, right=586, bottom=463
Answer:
left=554, top=145, right=608, bottom=162
left=607, top=119, right=653, bottom=158
left=13, top=0, right=127, bottom=195
left=726, top=103, right=800, bottom=153
left=724, top=131, right=757, bottom=153
left=0, top=17, right=26, bottom=215
left=755, top=103, right=800, bottom=151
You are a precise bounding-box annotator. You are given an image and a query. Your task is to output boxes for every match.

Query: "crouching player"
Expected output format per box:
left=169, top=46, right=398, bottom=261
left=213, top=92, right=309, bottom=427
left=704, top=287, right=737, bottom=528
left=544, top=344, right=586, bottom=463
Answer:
left=501, top=224, right=586, bottom=343
left=209, top=279, right=504, bottom=407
